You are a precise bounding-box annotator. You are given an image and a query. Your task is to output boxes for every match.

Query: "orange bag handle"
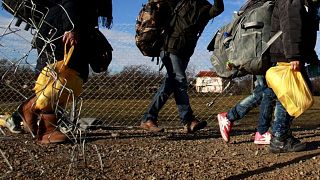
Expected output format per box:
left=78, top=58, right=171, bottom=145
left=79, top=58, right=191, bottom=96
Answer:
left=63, top=44, right=74, bottom=66
left=58, top=44, right=74, bottom=72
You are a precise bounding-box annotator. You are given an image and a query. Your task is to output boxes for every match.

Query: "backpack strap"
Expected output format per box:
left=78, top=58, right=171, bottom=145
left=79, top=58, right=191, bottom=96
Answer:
left=261, top=30, right=282, bottom=54
left=242, top=21, right=264, bottom=29
left=162, top=0, right=186, bottom=53
left=167, top=0, right=186, bottom=29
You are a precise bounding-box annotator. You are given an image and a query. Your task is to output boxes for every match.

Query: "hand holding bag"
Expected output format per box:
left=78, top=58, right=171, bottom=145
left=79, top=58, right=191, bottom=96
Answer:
left=265, top=62, right=314, bottom=118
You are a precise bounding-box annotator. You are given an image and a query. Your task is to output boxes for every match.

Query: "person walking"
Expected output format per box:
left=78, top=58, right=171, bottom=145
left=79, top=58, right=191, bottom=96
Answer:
left=267, top=0, right=319, bottom=153
left=217, top=75, right=275, bottom=144
left=4, top=0, right=113, bottom=144
left=216, top=0, right=275, bottom=145
left=141, top=0, right=224, bottom=133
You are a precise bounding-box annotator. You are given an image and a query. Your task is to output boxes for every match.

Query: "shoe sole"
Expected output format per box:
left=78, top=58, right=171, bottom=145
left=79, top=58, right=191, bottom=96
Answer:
left=254, top=140, right=270, bottom=145
left=140, top=125, right=164, bottom=132
left=269, top=143, right=306, bottom=153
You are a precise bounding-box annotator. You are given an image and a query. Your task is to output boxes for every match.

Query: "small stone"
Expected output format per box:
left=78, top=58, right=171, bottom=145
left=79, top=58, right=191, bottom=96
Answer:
left=111, top=133, right=120, bottom=137
left=255, top=150, right=259, bottom=156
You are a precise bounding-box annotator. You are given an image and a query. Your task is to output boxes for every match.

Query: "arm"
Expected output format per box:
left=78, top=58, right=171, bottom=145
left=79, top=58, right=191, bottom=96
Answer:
left=97, top=0, right=113, bottom=29
left=209, top=0, right=224, bottom=18
left=279, top=0, right=304, bottom=70
left=60, top=0, right=79, bottom=47
left=59, top=0, right=78, bottom=32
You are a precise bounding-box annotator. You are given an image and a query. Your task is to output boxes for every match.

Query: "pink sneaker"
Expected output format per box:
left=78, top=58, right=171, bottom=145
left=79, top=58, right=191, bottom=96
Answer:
left=217, top=112, right=232, bottom=142
left=254, top=132, right=272, bottom=145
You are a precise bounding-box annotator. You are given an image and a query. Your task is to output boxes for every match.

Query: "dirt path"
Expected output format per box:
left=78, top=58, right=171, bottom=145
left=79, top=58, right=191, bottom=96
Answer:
left=1, top=123, right=320, bottom=179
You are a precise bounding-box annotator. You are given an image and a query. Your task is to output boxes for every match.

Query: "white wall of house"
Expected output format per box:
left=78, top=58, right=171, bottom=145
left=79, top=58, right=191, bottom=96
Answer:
left=195, top=76, right=224, bottom=93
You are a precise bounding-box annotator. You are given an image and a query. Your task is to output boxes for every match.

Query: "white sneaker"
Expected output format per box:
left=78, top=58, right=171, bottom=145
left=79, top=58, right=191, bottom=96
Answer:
left=0, top=114, right=22, bottom=134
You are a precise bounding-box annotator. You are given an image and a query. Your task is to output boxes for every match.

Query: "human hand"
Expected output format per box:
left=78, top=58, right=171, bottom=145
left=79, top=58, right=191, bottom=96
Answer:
left=62, top=31, right=77, bottom=47
left=290, top=60, right=301, bottom=71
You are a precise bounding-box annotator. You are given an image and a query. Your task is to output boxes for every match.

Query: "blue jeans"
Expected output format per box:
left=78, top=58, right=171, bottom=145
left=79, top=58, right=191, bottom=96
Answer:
left=143, top=52, right=194, bottom=125
left=266, top=88, right=293, bottom=137
left=227, top=75, right=273, bottom=134
left=270, top=67, right=312, bottom=138
left=257, top=87, right=276, bottom=134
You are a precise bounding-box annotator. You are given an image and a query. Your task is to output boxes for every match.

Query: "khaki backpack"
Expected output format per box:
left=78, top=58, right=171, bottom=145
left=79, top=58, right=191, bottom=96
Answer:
left=135, top=0, right=173, bottom=58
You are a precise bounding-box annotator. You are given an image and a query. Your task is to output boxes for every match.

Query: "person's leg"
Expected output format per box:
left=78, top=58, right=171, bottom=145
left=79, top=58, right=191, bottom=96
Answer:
left=256, top=87, right=275, bottom=135
left=301, top=67, right=313, bottom=92
left=218, top=75, right=263, bottom=142
left=143, top=75, right=175, bottom=120
left=270, top=94, right=306, bottom=153
left=272, top=100, right=293, bottom=137
left=227, top=76, right=264, bottom=122
left=143, top=53, right=175, bottom=122
left=253, top=86, right=275, bottom=144
left=166, top=53, right=206, bottom=133
left=272, top=67, right=311, bottom=137
left=141, top=52, right=175, bottom=132
left=227, top=92, right=262, bottom=122
left=168, top=53, right=194, bottom=124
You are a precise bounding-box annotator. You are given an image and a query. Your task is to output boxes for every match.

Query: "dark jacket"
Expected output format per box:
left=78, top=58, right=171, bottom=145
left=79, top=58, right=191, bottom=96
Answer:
left=270, top=0, right=319, bottom=64
left=165, top=0, right=224, bottom=59
left=35, top=0, right=112, bottom=80
left=38, top=0, right=112, bottom=34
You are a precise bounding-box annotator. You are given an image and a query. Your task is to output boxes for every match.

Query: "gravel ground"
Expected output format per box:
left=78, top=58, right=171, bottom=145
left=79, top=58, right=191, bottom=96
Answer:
left=1, top=120, right=320, bottom=179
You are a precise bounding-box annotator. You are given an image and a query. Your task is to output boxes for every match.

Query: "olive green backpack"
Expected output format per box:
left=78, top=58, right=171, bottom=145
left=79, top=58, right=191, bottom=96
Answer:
left=207, top=0, right=282, bottom=78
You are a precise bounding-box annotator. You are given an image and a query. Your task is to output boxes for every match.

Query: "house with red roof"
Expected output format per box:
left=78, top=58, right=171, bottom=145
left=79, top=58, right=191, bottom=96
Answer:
left=195, top=71, right=225, bottom=93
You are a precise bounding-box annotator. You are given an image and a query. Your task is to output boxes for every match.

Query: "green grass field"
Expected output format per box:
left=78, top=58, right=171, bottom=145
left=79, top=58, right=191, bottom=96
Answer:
left=1, top=95, right=319, bottom=128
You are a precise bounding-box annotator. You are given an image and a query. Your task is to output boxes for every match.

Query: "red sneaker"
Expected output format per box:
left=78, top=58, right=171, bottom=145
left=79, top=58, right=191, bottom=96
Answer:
left=217, top=112, right=232, bottom=142
left=254, top=131, right=272, bottom=145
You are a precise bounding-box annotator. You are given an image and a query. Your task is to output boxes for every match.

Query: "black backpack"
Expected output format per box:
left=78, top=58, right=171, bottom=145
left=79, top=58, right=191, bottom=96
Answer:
left=165, top=0, right=212, bottom=58
left=135, top=0, right=212, bottom=59
left=87, top=29, right=113, bottom=73
left=135, top=0, right=174, bottom=58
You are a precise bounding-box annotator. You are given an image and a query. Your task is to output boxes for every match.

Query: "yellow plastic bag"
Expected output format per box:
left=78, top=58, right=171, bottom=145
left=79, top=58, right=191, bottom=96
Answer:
left=0, top=114, right=8, bottom=127
left=265, top=62, right=314, bottom=118
left=33, top=45, right=83, bottom=112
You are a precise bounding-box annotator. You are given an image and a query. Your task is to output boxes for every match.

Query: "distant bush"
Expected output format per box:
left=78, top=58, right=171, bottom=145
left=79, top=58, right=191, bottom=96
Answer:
left=82, top=65, right=164, bottom=99
left=0, top=59, right=35, bottom=102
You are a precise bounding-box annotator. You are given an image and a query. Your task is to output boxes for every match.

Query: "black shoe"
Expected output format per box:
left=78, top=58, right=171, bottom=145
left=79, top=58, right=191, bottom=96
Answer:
left=270, top=134, right=306, bottom=153
left=4, top=111, right=23, bottom=134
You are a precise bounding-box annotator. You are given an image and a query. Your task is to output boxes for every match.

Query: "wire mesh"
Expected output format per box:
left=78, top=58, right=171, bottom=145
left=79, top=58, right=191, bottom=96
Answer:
left=0, top=2, right=255, bottom=129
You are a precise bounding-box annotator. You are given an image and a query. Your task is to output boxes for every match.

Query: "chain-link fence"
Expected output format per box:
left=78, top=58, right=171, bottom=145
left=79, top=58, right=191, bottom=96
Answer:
left=1, top=11, right=318, bottom=129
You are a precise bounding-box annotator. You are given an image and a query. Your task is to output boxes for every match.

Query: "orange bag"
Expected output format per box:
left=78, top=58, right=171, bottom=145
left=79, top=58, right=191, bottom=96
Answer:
left=33, top=45, right=83, bottom=112
left=265, top=62, right=314, bottom=118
